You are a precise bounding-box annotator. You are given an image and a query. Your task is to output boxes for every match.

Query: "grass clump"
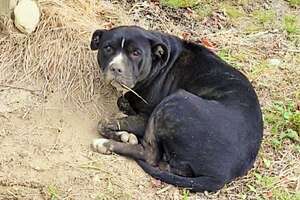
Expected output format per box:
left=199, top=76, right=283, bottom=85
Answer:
left=48, top=185, right=60, bottom=200
left=250, top=173, right=300, bottom=200
left=194, top=3, right=214, bottom=20
left=182, top=189, right=190, bottom=200
left=160, top=0, right=198, bottom=8
left=264, top=101, right=300, bottom=149
left=283, top=15, right=300, bottom=36
left=252, top=9, right=276, bottom=25
left=244, top=9, right=276, bottom=32
left=286, top=0, right=300, bottom=7
left=217, top=48, right=248, bottom=69
left=221, top=4, right=245, bottom=19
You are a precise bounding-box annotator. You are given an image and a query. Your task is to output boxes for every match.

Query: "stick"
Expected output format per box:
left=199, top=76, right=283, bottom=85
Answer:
left=0, top=84, right=41, bottom=94
left=120, top=83, right=149, bottom=104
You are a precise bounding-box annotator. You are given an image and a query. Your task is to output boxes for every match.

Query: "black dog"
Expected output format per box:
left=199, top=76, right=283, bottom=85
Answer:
left=90, top=26, right=263, bottom=192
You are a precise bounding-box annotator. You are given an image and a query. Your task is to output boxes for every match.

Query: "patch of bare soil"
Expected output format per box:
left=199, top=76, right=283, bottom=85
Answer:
left=1, top=85, right=204, bottom=199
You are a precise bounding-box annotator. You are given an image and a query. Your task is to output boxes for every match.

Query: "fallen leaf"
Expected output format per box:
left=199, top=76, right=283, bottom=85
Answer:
left=199, top=38, right=217, bottom=52
left=181, top=31, right=191, bottom=40
left=151, top=179, right=162, bottom=188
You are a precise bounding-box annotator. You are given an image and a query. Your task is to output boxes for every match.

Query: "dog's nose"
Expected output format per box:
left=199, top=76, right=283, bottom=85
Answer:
left=110, top=65, right=123, bottom=75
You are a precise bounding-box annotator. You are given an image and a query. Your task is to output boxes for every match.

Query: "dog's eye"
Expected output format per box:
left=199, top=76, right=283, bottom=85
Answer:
left=103, top=45, right=113, bottom=54
left=131, top=50, right=141, bottom=57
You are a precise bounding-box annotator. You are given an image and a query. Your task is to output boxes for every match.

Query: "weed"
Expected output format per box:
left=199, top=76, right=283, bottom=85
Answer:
left=271, top=190, right=300, bottom=200
left=221, top=4, right=245, bottom=19
left=194, top=3, right=214, bottom=20
left=264, top=101, right=300, bottom=149
left=48, top=185, right=60, bottom=200
left=252, top=9, right=276, bottom=26
left=182, top=189, right=190, bottom=200
left=217, top=48, right=247, bottom=69
left=160, top=0, right=198, bottom=8
left=286, top=0, right=300, bottom=7
left=283, top=15, right=300, bottom=36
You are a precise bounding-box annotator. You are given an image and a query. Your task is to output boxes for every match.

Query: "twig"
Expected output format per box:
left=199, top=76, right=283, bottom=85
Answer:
left=156, top=185, right=172, bottom=194
left=120, top=83, right=148, bottom=104
left=7, top=190, right=18, bottom=198
left=0, top=84, right=41, bottom=94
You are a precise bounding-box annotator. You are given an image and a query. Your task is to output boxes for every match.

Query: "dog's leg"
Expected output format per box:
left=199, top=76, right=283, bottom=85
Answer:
left=98, top=115, right=147, bottom=143
left=93, top=117, right=160, bottom=165
left=92, top=138, right=145, bottom=159
left=91, top=138, right=159, bottom=166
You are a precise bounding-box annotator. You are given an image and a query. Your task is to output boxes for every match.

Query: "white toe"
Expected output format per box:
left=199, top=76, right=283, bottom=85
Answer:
left=120, top=132, right=130, bottom=143
left=91, top=138, right=111, bottom=154
left=128, top=134, right=138, bottom=145
left=116, top=131, right=128, bottom=136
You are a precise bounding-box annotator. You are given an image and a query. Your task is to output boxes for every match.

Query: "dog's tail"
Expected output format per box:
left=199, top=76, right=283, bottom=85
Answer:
left=136, top=160, right=224, bottom=192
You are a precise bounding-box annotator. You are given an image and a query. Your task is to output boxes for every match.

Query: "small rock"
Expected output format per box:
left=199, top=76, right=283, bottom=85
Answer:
left=268, top=58, right=281, bottom=66
left=14, top=0, right=41, bottom=34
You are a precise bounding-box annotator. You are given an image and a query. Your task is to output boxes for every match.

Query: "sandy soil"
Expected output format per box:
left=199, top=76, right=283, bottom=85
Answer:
left=0, top=84, right=204, bottom=200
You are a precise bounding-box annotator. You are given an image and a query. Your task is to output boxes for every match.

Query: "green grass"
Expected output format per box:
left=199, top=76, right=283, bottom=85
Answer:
left=160, top=0, right=198, bottom=8
left=221, top=4, right=245, bottom=19
left=217, top=48, right=248, bottom=69
left=286, top=0, right=300, bottom=7
left=48, top=185, right=60, bottom=200
left=246, top=173, right=300, bottom=200
left=283, top=15, right=300, bottom=36
left=243, top=21, right=263, bottom=33
left=182, top=189, right=190, bottom=200
left=271, top=190, right=300, bottom=200
left=264, top=101, right=300, bottom=149
left=252, top=9, right=276, bottom=25
left=194, top=3, right=214, bottom=20
left=250, top=61, right=270, bottom=78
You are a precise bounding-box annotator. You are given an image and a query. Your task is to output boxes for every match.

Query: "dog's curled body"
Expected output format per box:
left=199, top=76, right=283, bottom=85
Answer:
left=91, top=26, right=263, bottom=192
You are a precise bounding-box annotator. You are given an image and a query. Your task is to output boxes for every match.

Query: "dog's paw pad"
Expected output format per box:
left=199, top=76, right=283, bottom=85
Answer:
left=91, top=138, right=111, bottom=154
left=128, top=134, right=138, bottom=145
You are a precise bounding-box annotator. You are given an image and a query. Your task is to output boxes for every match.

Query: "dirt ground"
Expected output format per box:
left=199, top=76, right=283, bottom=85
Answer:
left=0, top=0, right=299, bottom=199
left=0, top=85, right=184, bottom=200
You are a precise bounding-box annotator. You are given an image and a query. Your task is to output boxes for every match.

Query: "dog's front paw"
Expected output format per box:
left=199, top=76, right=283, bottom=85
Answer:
left=91, top=138, right=112, bottom=154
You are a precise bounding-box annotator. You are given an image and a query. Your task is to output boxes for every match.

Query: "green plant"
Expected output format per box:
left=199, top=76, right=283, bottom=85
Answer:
left=286, top=0, right=300, bottom=7
left=283, top=15, right=300, bottom=35
left=194, top=3, right=214, bottom=20
left=265, top=101, right=300, bottom=148
left=252, top=9, right=276, bottom=25
left=160, top=0, right=198, bottom=8
left=217, top=48, right=247, bottom=69
left=271, top=190, right=300, bottom=200
left=48, top=185, right=60, bottom=200
left=182, top=189, right=190, bottom=200
left=222, top=4, right=245, bottom=19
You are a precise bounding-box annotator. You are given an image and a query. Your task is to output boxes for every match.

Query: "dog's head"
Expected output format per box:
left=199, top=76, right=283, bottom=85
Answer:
left=90, top=26, right=169, bottom=91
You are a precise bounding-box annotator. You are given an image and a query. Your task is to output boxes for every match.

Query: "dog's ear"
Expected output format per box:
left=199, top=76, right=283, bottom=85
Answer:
left=90, top=29, right=105, bottom=50
left=152, top=43, right=169, bottom=67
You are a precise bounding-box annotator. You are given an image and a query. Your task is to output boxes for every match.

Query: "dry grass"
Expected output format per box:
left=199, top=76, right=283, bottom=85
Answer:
left=0, top=0, right=134, bottom=103
left=0, top=0, right=299, bottom=199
